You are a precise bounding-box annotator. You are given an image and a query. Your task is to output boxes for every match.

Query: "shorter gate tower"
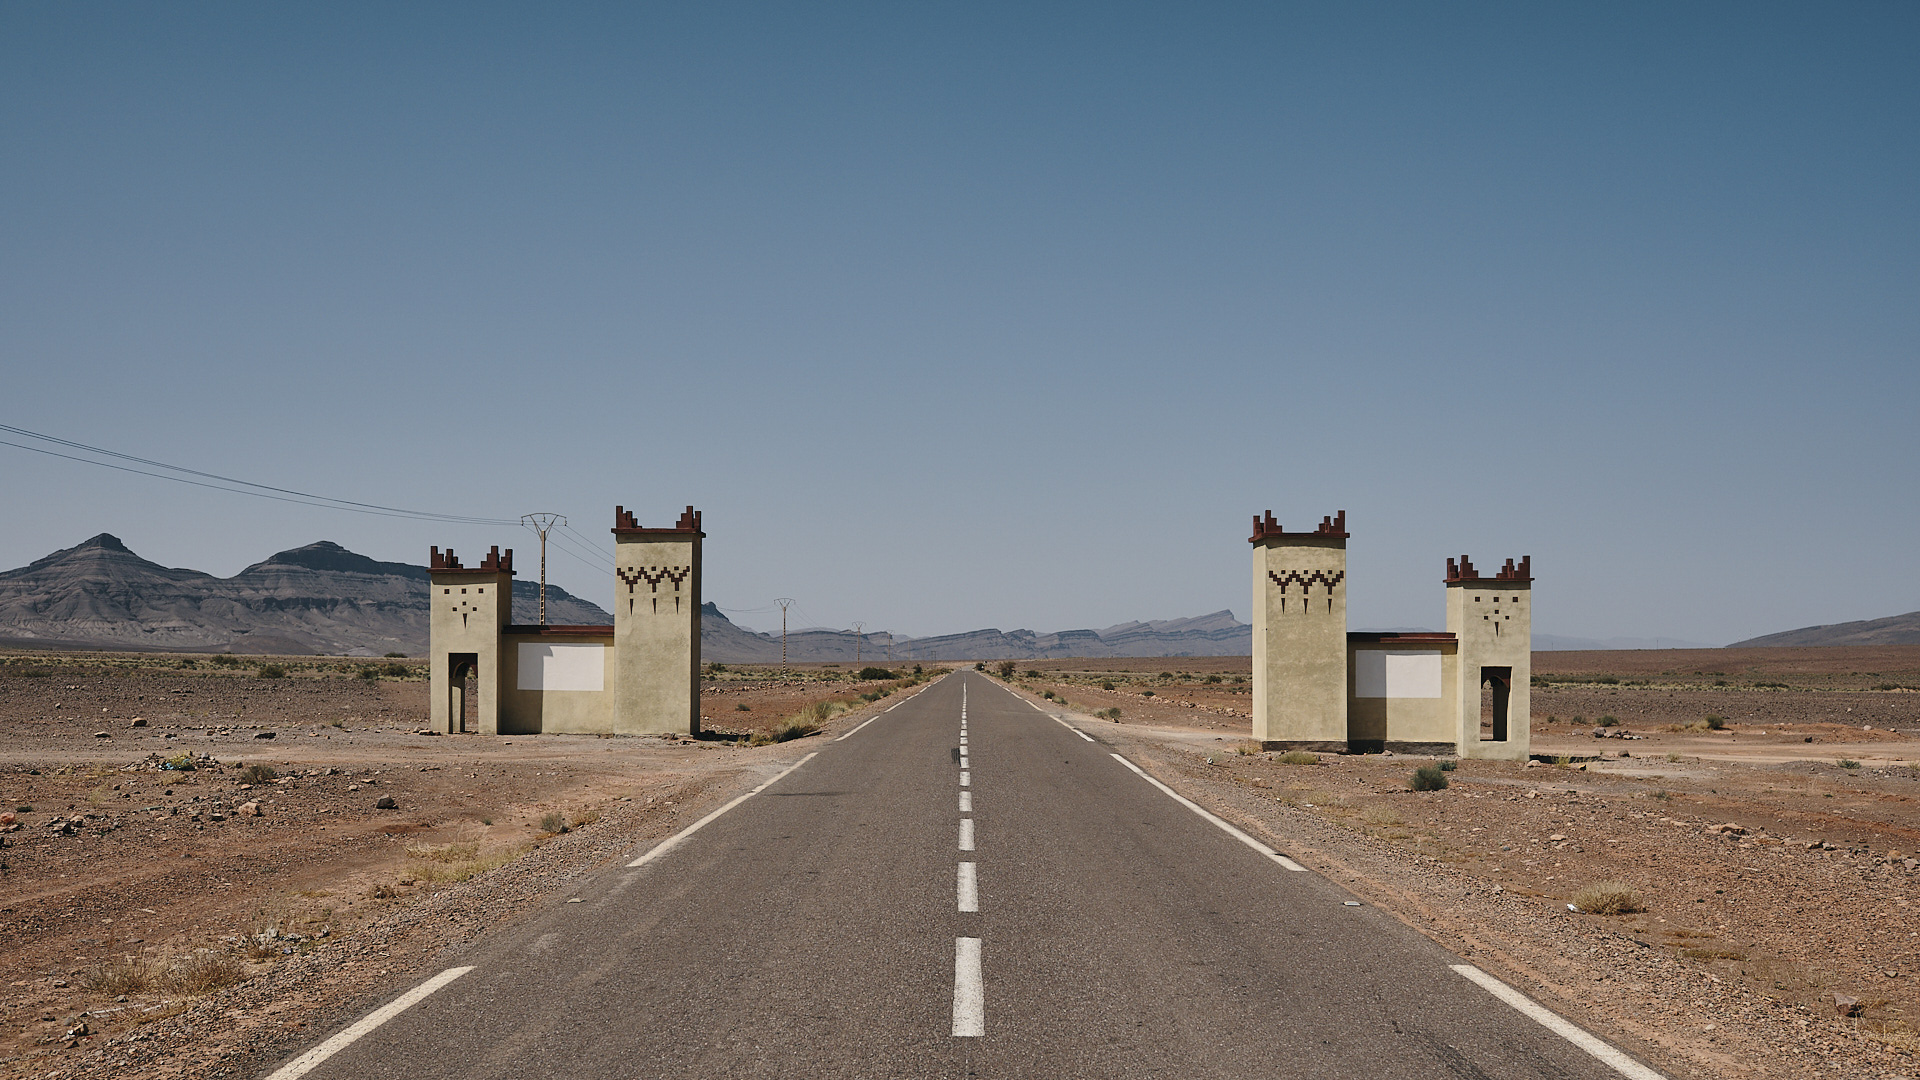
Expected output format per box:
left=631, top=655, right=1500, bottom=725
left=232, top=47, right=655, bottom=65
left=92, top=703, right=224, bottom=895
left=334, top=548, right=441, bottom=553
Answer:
left=1250, top=510, right=1531, bottom=760
left=427, top=506, right=704, bottom=736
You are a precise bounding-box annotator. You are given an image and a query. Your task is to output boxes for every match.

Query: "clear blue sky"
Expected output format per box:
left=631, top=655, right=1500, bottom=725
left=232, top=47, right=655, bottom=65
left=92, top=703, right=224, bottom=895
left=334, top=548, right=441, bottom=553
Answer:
left=2, top=2, right=1915, bottom=645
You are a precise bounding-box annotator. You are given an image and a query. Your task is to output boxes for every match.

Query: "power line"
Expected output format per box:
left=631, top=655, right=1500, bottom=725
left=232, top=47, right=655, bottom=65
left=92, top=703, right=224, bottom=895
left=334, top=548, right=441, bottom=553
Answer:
left=0, top=424, right=521, bottom=526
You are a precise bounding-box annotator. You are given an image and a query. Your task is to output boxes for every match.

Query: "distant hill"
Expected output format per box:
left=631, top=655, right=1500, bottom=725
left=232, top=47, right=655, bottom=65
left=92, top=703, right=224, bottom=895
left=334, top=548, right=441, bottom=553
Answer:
left=0, top=533, right=611, bottom=656
left=1729, top=611, right=1920, bottom=648
left=701, top=608, right=1254, bottom=663
left=1533, top=633, right=1720, bottom=651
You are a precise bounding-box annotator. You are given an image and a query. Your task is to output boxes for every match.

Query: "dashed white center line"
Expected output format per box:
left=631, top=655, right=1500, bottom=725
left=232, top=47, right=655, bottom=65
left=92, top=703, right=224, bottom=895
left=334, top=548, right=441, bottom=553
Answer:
left=960, top=771, right=970, bottom=786
left=958, top=791, right=972, bottom=812
left=264, top=966, right=475, bottom=1080
left=958, top=818, right=975, bottom=851
left=1109, top=753, right=1307, bottom=871
left=953, top=937, right=984, bottom=1037
left=957, top=862, right=978, bottom=912
left=1452, top=965, right=1668, bottom=1079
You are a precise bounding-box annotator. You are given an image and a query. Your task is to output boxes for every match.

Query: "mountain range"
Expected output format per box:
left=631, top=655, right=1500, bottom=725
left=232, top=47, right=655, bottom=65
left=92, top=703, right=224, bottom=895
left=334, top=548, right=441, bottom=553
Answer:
left=3, top=535, right=1913, bottom=658
left=1727, top=611, right=1920, bottom=648
left=0, top=534, right=611, bottom=657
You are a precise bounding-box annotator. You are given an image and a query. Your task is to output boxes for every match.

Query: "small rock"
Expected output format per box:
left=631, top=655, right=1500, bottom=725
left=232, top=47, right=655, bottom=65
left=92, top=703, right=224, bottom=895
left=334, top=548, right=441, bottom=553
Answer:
left=237, top=801, right=261, bottom=817
left=1549, top=834, right=1567, bottom=842
left=1524, top=760, right=1542, bottom=768
left=375, top=796, right=398, bottom=810
left=254, top=731, right=276, bottom=740
left=93, top=731, right=111, bottom=739
left=129, top=718, right=147, bottom=728
left=1834, top=992, right=1863, bottom=1017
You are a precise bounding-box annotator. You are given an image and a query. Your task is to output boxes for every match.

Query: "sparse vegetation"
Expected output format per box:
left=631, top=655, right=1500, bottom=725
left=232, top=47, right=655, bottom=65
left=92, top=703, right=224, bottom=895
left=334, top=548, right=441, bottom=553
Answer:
left=1361, top=804, right=1404, bottom=827
left=1570, top=880, right=1645, bottom=915
left=1140, top=690, right=1155, bottom=698
left=238, top=763, right=278, bottom=785
left=539, top=811, right=569, bottom=834
left=1277, top=751, right=1319, bottom=766
left=257, top=664, right=287, bottom=679
left=1410, top=764, right=1449, bottom=791
left=997, top=661, right=1016, bottom=678
left=1438, top=759, right=1457, bottom=771
left=1596, top=715, right=1618, bottom=727
left=734, top=702, right=752, bottom=711
left=1101, top=680, right=1115, bottom=691
left=858, top=667, right=895, bottom=680
left=384, top=651, right=408, bottom=658
left=1838, top=759, right=1861, bottom=770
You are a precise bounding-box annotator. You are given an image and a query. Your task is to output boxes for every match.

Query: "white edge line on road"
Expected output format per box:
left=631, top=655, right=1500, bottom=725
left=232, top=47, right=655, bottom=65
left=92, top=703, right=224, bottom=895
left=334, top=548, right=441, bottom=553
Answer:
left=1451, top=965, right=1667, bottom=1080
left=627, top=752, right=819, bottom=868
left=1109, top=753, right=1307, bottom=871
left=957, top=861, right=978, bottom=911
left=1050, top=714, right=1096, bottom=742
left=836, top=715, right=881, bottom=741
left=953, top=937, right=984, bottom=1036
left=264, top=966, right=475, bottom=1080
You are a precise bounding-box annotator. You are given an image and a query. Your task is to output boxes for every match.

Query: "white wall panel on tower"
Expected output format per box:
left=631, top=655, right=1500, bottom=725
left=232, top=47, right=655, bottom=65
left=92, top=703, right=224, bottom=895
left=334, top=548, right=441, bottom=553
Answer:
left=517, top=642, right=605, bottom=691
left=1355, top=650, right=1442, bottom=698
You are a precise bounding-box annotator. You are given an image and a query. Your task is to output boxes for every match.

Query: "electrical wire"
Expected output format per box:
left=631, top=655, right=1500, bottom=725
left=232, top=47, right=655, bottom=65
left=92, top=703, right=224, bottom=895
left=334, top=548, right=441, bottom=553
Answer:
left=0, top=424, right=524, bottom=526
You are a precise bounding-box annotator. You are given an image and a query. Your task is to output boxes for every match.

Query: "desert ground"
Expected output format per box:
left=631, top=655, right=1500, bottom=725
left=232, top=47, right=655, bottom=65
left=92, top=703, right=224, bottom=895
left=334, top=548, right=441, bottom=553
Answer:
left=0, top=652, right=938, bottom=1079
left=0, top=645, right=1916, bottom=1078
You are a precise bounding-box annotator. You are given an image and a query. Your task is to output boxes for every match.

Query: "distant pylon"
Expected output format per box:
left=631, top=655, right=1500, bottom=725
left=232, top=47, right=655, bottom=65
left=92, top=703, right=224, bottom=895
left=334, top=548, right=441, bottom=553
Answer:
left=775, top=598, right=795, bottom=671
left=520, top=513, right=567, bottom=626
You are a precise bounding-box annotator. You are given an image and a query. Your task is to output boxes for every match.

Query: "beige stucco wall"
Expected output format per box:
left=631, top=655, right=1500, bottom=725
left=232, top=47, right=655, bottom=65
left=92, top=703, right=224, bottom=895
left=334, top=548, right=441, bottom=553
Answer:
left=1346, top=644, right=1459, bottom=749
left=1446, top=580, right=1532, bottom=760
left=498, top=635, right=615, bottom=734
left=428, top=570, right=512, bottom=735
left=612, top=532, right=702, bottom=735
left=1251, top=536, right=1347, bottom=749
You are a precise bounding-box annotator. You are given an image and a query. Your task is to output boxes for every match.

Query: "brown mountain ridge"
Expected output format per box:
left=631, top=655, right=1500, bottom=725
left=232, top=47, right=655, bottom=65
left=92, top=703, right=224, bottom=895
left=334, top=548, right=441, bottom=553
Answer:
left=0, top=533, right=611, bottom=656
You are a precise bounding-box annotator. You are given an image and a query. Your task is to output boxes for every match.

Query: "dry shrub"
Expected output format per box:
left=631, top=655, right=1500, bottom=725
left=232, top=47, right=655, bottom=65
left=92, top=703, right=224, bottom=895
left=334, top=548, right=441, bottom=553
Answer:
left=1276, top=751, right=1319, bottom=766
left=415, top=846, right=521, bottom=884
left=406, top=842, right=479, bottom=863
left=164, top=951, right=245, bottom=994
left=81, top=958, right=152, bottom=996
left=1571, top=880, right=1645, bottom=915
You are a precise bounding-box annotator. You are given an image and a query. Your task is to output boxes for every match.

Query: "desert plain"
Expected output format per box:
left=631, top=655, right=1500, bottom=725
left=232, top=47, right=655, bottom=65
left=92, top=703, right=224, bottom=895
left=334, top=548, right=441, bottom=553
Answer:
left=0, top=645, right=1917, bottom=1078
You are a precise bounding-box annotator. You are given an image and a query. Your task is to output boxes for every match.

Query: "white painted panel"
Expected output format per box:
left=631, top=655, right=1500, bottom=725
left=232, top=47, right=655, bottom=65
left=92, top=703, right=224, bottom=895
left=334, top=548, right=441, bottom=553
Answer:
left=517, top=642, right=604, bottom=692
left=1355, top=650, right=1442, bottom=698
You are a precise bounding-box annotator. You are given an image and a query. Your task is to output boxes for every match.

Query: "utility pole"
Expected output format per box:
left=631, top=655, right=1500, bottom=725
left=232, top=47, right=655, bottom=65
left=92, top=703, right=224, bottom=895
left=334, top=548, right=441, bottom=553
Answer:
left=851, top=622, right=864, bottom=665
left=775, top=598, right=794, bottom=671
left=520, top=514, right=567, bottom=626
left=884, top=631, right=893, bottom=661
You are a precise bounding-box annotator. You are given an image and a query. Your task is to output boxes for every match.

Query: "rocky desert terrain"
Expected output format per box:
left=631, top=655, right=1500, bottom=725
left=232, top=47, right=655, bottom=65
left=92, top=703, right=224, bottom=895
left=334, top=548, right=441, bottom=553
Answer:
left=2, top=645, right=1917, bottom=1078
left=0, top=651, right=939, bottom=1079
left=997, top=646, right=1920, bottom=1078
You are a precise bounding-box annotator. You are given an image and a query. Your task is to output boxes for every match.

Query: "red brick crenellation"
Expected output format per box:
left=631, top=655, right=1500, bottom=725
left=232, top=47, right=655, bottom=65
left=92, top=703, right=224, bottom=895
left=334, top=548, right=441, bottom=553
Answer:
left=1249, top=509, right=1349, bottom=544
left=1446, top=555, right=1531, bottom=584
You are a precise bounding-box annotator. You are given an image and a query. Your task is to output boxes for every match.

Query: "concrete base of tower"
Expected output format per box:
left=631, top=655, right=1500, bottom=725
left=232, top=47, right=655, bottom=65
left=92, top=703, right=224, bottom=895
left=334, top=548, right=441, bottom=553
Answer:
left=1258, top=740, right=1350, bottom=754
left=1347, top=740, right=1457, bottom=756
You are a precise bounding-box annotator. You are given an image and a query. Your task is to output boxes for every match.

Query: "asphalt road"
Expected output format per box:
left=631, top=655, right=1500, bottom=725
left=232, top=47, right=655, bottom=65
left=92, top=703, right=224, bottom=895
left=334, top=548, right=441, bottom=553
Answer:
left=262, top=670, right=1663, bottom=1079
